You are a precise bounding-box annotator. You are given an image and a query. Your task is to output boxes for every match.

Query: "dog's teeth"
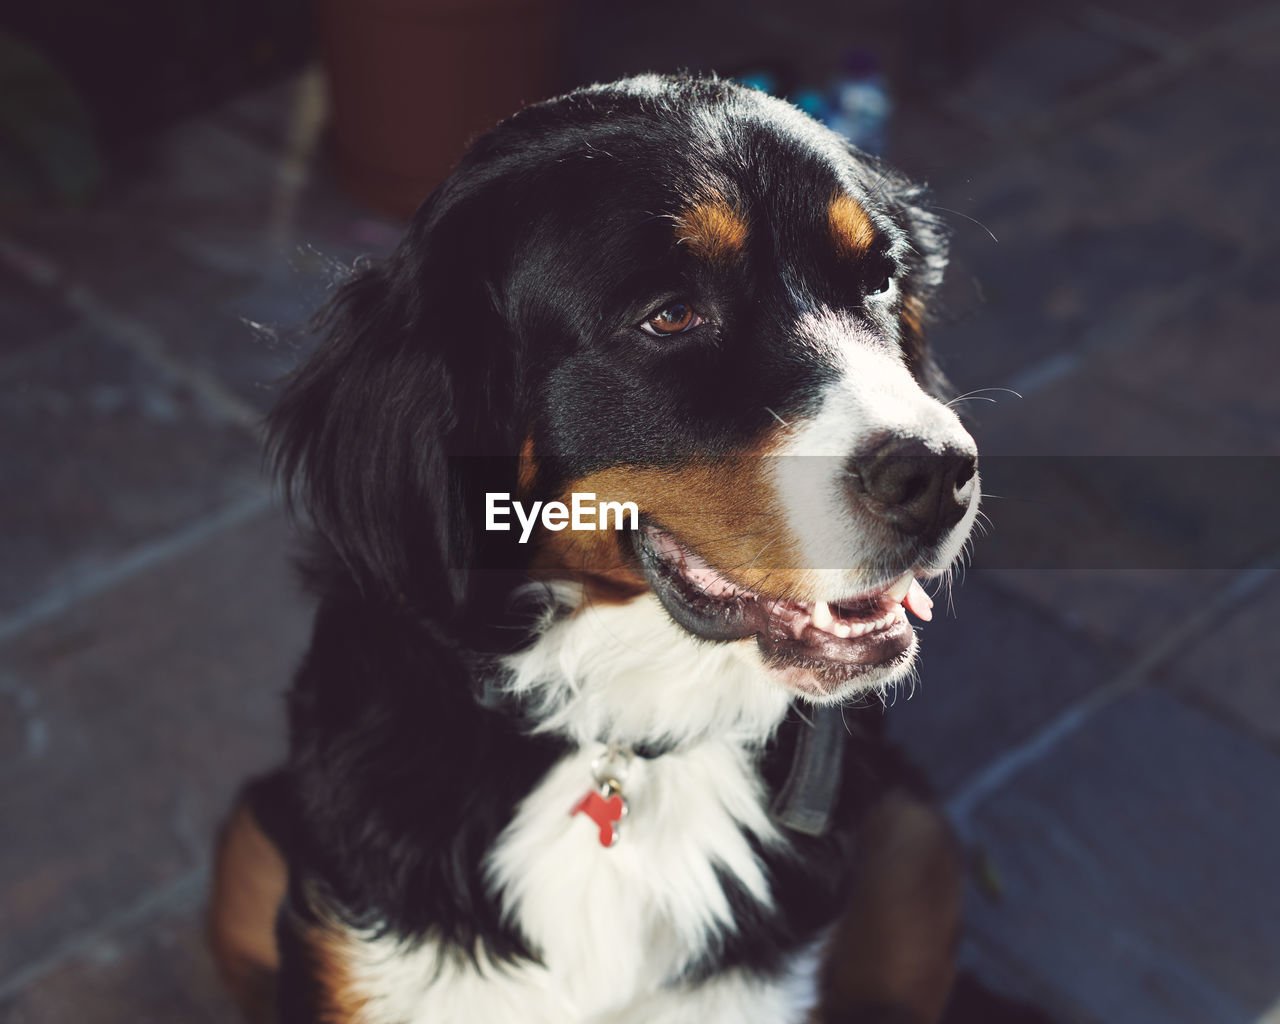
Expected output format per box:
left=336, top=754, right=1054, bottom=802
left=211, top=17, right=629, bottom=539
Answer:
left=833, top=622, right=852, bottom=639
left=812, top=600, right=834, bottom=630
left=885, top=573, right=914, bottom=603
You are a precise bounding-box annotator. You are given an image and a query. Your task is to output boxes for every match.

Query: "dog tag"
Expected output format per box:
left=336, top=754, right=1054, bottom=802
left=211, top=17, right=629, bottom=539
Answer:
left=571, top=779, right=628, bottom=848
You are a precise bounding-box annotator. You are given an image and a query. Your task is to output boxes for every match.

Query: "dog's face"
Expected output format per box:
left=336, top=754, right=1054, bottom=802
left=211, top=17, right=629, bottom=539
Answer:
left=271, top=75, right=978, bottom=702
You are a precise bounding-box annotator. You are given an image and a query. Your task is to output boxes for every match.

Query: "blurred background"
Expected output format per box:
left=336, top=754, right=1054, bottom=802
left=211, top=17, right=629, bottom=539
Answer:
left=2, top=1, right=1278, bottom=1021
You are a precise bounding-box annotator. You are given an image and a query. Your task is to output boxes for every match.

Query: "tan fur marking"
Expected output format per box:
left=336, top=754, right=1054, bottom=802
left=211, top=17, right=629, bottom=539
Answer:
left=674, top=200, right=749, bottom=264
left=901, top=293, right=926, bottom=341
left=305, top=920, right=372, bottom=1023
left=517, top=434, right=538, bottom=498
left=528, top=427, right=824, bottom=605
left=819, top=792, right=963, bottom=1022
left=529, top=524, right=650, bottom=607
left=209, top=799, right=287, bottom=1024
left=900, top=293, right=936, bottom=381
left=828, top=193, right=878, bottom=259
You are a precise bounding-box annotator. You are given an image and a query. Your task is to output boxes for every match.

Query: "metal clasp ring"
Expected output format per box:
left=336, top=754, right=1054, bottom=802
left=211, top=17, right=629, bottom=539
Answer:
left=591, top=742, right=633, bottom=790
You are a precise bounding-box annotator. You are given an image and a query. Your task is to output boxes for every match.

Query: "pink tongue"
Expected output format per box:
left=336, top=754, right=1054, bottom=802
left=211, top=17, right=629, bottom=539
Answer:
left=904, top=579, right=933, bottom=622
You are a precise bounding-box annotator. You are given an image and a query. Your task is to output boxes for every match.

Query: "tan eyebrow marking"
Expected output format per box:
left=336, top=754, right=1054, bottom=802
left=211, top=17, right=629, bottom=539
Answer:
left=674, top=199, right=749, bottom=264
left=829, top=193, right=878, bottom=258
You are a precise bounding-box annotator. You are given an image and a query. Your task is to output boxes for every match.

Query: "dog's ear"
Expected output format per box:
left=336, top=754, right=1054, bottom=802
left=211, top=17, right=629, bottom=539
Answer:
left=268, top=190, right=523, bottom=620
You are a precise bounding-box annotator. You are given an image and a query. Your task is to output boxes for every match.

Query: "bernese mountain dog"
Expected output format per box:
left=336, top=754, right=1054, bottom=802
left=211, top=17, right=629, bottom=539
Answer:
left=209, top=74, right=1017, bottom=1024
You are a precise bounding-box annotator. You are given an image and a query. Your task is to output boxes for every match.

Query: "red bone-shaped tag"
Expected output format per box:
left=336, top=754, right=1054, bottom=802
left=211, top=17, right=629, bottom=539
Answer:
left=571, top=785, right=627, bottom=848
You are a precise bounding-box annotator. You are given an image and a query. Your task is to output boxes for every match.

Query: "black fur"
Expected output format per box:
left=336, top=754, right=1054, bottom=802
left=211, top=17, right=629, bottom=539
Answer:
left=259, top=73, right=958, bottom=1016
left=684, top=705, right=935, bottom=984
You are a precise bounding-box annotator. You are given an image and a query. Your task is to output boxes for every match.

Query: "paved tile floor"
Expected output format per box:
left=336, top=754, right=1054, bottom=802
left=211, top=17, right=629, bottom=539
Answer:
left=2, top=2, right=1278, bottom=1020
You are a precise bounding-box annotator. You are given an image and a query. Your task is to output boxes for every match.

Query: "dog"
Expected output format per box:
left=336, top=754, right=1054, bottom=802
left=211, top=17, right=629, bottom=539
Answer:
left=209, top=73, right=994, bottom=1024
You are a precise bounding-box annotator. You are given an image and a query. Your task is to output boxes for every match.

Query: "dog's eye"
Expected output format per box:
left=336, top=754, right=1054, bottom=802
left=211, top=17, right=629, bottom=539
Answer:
left=866, top=268, right=895, bottom=297
left=641, top=303, right=702, bottom=336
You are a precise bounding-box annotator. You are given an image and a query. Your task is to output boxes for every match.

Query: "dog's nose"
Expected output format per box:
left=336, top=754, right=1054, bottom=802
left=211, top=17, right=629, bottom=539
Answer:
left=845, top=438, right=977, bottom=544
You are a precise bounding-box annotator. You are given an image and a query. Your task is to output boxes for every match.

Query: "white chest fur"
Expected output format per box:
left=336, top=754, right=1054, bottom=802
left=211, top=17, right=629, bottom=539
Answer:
left=487, top=740, right=783, bottom=1016
left=332, top=593, right=823, bottom=1024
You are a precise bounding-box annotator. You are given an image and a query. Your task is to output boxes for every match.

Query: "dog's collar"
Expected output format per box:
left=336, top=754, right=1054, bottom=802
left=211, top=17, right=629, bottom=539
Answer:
left=474, top=671, right=846, bottom=837
left=767, top=704, right=847, bottom=836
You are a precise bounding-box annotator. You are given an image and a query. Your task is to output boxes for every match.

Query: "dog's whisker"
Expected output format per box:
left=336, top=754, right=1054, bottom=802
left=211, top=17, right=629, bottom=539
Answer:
left=944, top=387, right=1022, bottom=409
left=738, top=537, right=780, bottom=574
left=927, top=204, right=1000, bottom=243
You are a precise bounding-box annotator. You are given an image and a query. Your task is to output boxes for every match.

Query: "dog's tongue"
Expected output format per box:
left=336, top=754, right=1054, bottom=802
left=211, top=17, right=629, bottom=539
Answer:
left=904, top=579, right=933, bottom=622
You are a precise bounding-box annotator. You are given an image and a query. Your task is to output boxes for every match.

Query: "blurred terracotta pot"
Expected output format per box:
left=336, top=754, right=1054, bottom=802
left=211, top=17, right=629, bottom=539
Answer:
left=316, top=0, right=563, bottom=218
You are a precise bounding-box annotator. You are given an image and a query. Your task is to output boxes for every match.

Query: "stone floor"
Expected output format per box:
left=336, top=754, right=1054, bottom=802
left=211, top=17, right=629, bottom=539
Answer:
left=2, top=2, right=1279, bottom=1021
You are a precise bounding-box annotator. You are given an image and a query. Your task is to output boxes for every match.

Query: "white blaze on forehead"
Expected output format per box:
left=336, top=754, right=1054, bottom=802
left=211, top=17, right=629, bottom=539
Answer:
left=771, top=323, right=979, bottom=597
left=786, top=304, right=861, bottom=366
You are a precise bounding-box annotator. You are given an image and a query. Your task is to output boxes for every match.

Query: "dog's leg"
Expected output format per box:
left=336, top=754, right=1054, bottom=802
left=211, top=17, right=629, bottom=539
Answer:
left=816, top=790, right=963, bottom=1024
left=209, top=789, right=288, bottom=1023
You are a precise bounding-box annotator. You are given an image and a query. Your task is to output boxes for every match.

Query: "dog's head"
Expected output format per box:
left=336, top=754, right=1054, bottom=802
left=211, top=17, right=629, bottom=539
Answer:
left=271, top=75, right=978, bottom=702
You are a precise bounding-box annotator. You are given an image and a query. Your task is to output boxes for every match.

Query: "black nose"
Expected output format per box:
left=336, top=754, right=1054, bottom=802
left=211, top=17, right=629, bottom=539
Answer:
left=846, top=438, right=977, bottom=544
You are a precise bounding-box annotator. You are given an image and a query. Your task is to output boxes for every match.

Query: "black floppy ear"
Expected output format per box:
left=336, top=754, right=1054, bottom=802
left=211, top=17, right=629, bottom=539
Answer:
left=267, top=198, right=523, bottom=619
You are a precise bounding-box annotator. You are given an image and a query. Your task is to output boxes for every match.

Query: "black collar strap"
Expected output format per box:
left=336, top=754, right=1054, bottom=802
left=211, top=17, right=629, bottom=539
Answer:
left=768, top=705, right=847, bottom=837
left=476, top=672, right=846, bottom=837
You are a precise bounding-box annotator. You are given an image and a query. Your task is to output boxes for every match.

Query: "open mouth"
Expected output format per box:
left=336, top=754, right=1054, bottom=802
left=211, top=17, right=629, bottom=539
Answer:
left=633, top=524, right=934, bottom=694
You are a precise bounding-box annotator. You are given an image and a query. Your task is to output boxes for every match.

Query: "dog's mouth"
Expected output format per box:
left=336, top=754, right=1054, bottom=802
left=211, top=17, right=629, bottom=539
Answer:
left=633, top=524, right=934, bottom=697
